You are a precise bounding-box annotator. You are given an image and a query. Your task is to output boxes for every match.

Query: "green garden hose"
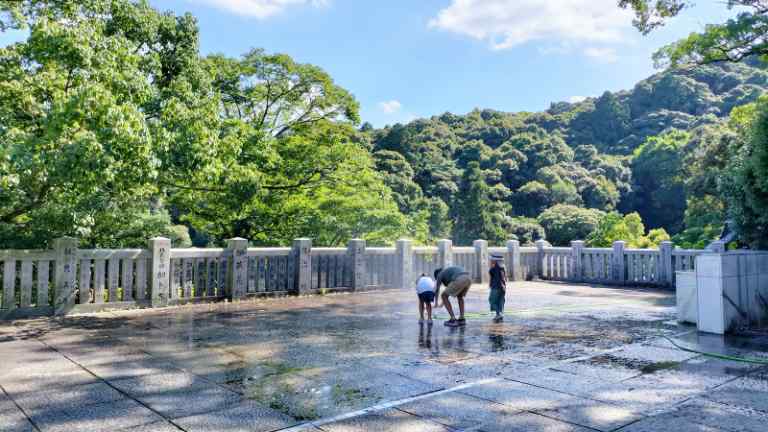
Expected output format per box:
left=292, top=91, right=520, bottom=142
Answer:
left=662, top=335, right=768, bottom=365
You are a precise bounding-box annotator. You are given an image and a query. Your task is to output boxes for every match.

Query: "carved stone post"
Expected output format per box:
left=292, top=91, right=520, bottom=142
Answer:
left=226, top=238, right=248, bottom=300
left=293, top=238, right=312, bottom=294
left=149, top=237, right=171, bottom=307
left=660, top=241, right=674, bottom=287
left=474, top=239, right=489, bottom=284
left=54, top=237, right=78, bottom=315
left=535, top=240, right=547, bottom=280
left=347, top=239, right=366, bottom=290
left=612, top=241, right=626, bottom=285
left=506, top=240, right=520, bottom=281
left=571, top=240, right=584, bottom=283
left=437, top=239, right=453, bottom=270
left=396, top=239, right=413, bottom=289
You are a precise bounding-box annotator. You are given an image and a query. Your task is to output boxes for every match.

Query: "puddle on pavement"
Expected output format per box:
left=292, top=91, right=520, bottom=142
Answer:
left=237, top=362, right=387, bottom=420
left=587, top=353, right=680, bottom=374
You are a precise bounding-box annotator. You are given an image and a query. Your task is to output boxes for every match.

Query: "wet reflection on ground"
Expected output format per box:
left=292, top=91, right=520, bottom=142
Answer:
left=2, top=282, right=767, bottom=432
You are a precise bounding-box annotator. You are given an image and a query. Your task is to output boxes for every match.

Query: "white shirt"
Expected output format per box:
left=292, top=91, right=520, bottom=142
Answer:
left=416, top=276, right=435, bottom=294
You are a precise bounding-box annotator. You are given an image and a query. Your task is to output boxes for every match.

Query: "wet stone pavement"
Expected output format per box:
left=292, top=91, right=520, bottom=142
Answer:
left=1, top=281, right=768, bottom=432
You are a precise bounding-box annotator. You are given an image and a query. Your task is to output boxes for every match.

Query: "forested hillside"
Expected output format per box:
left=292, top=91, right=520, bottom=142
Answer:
left=365, top=60, right=768, bottom=246
left=2, top=0, right=767, bottom=250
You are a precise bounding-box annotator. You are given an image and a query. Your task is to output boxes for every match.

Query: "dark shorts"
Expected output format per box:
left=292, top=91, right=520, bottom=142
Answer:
left=418, top=291, right=435, bottom=303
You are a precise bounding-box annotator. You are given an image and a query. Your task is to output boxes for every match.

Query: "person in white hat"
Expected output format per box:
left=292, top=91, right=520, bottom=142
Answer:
left=488, top=254, right=507, bottom=323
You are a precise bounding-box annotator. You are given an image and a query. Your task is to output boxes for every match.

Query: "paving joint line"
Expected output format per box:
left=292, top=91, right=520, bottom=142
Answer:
left=0, top=383, right=43, bottom=432
left=33, top=337, right=188, bottom=432
left=273, top=331, right=694, bottom=432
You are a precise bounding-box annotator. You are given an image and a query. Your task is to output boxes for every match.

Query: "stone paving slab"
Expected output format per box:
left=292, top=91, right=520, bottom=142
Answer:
left=704, top=368, right=768, bottom=413
left=317, top=408, right=452, bottom=432
left=29, top=398, right=164, bottom=432
left=173, top=401, right=297, bottom=432
left=9, top=381, right=124, bottom=416
left=0, top=390, right=36, bottom=432
left=109, top=371, right=211, bottom=397
left=668, top=399, right=768, bottom=432
left=116, top=420, right=183, bottom=432
left=136, top=385, right=244, bottom=419
left=536, top=396, right=642, bottom=431
left=477, top=411, right=595, bottom=432
left=459, top=379, right=574, bottom=411
left=0, top=282, right=766, bottom=432
left=616, top=414, right=723, bottom=432
left=397, top=392, right=520, bottom=430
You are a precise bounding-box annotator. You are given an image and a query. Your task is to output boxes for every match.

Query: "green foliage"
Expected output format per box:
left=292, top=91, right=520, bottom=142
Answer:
left=587, top=212, right=670, bottom=248
left=452, top=162, right=507, bottom=245
left=630, top=130, right=689, bottom=233
left=0, top=0, right=192, bottom=247
left=673, top=197, right=725, bottom=249
left=0, top=0, right=410, bottom=248
left=537, top=205, right=604, bottom=246
left=620, top=1, right=768, bottom=67
left=507, top=217, right=546, bottom=245
left=721, top=95, right=768, bottom=249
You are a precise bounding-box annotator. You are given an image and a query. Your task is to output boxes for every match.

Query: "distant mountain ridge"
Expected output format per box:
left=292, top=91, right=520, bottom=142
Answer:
left=363, top=60, right=768, bottom=242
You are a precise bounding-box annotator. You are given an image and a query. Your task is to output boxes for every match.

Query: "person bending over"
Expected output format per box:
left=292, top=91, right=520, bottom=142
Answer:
left=433, top=266, right=472, bottom=327
left=415, top=273, right=436, bottom=325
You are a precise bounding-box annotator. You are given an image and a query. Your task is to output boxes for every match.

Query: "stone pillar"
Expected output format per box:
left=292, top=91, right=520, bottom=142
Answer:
left=149, top=237, right=171, bottom=307
left=226, top=238, right=248, bottom=300
left=473, top=239, right=489, bottom=284
left=571, top=240, right=584, bottom=282
left=660, top=241, right=674, bottom=287
left=292, top=238, right=312, bottom=294
left=506, top=240, right=520, bottom=281
left=53, top=237, right=78, bottom=316
left=347, top=239, right=366, bottom=290
left=612, top=241, right=626, bottom=285
left=437, top=239, right=453, bottom=270
left=396, top=239, right=413, bottom=289
left=535, top=240, right=547, bottom=280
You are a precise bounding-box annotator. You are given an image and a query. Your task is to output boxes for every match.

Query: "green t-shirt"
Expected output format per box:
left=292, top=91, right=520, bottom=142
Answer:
left=437, top=266, right=469, bottom=286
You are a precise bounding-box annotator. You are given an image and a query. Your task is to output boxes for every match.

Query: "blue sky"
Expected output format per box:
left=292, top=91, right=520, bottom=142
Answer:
left=1, top=0, right=738, bottom=127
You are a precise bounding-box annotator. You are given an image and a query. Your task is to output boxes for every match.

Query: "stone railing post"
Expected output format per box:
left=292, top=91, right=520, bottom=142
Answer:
left=506, top=240, right=520, bottom=281
left=660, top=241, right=674, bottom=287
left=437, top=239, right=453, bottom=270
left=347, top=239, right=366, bottom=290
left=612, top=241, right=626, bottom=284
left=292, top=238, right=312, bottom=294
left=396, top=239, right=413, bottom=289
left=535, top=240, right=547, bottom=280
left=148, top=237, right=171, bottom=307
left=571, top=240, right=584, bottom=282
left=53, top=237, right=78, bottom=315
left=226, top=238, right=248, bottom=300
left=474, top=239, right=489, bottom=284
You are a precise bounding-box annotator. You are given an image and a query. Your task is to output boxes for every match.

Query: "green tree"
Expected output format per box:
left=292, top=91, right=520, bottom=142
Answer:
left=630, top=130, right=689, bottom=233
left=0, top=0, right=207, bottom=247
left=721, top=95, right=768, bottom=248
left=619, top=1, right=768, bottom=66
left=452, top=162, right=506, bottom=245
left=537, top=205, right=604, bottom=246
left=425, top=198, right=453, bottom=241
left=587, top=212, right=670, bottom=248
left=507, top=217, right=546, bottom=245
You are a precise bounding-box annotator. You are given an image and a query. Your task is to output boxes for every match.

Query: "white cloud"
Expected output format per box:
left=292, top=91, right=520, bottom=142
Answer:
left=193, top=0, right=329, bottom=19
left=379, top=100, right=402, bottom=114
left=583, top=47, right=619, bottom=63
left=429, top=0, right=633, bottom=53
left=568, top=96, right=587, bottom=103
